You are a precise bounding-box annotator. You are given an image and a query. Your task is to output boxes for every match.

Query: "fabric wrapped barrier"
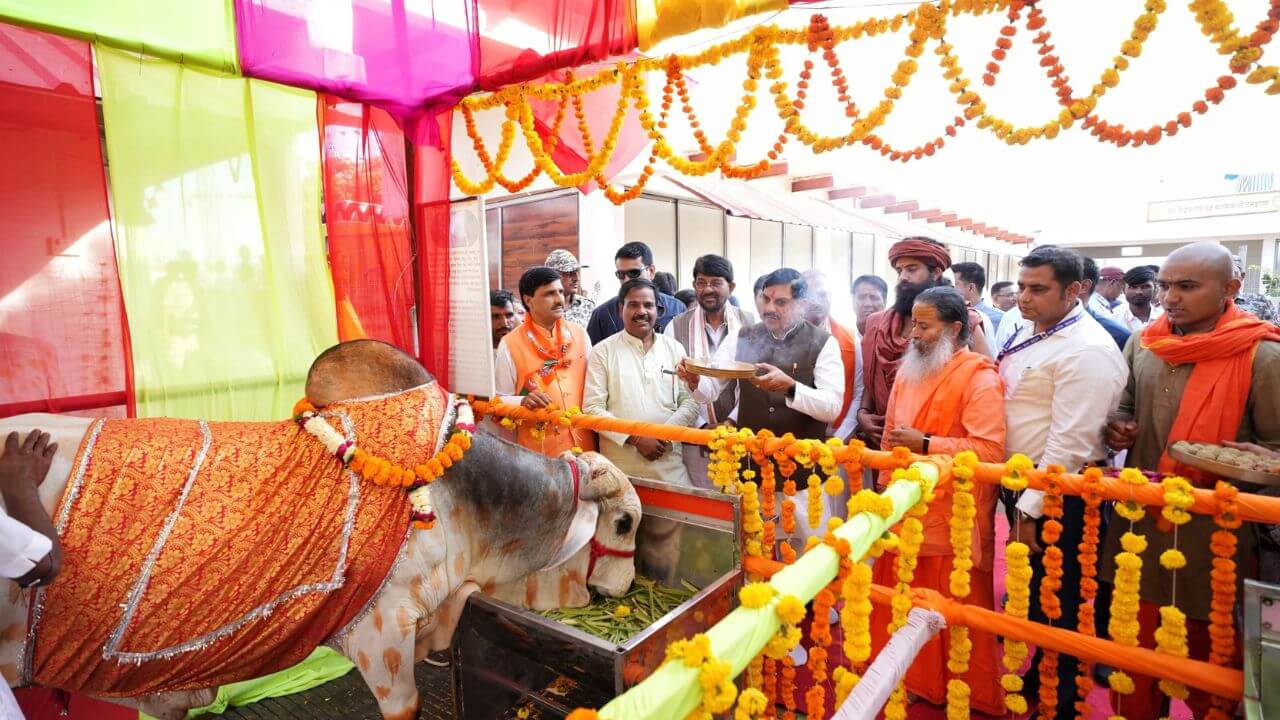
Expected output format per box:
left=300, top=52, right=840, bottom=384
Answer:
left=596, top=464, right=934, bottom=720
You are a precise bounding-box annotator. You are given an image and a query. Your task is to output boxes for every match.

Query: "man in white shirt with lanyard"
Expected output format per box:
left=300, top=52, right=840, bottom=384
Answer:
left=998, top=246, right=1127, bottom=718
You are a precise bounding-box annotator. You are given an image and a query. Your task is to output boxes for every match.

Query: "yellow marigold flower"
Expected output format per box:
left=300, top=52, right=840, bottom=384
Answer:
left=1005, top=694, right=1028, bottom=714
left=738, top=582, right=776, bottom=610
left=1119, top=467, right=1149, bottom=486
left=776, top=595, right=805, bottom=625
left=1108, top=670, right=1135, bottom=695
left=1160, top=549, right=1187, bottom=570
left=613, top=605, right=631, bottom=618
left=1120, top=531, right=1148, bottom=554
left=1001, top=673, right=1023, bottom=692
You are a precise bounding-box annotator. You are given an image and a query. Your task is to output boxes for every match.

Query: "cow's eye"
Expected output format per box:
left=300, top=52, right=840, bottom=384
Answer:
left=614, top=513, right=634, bottom=536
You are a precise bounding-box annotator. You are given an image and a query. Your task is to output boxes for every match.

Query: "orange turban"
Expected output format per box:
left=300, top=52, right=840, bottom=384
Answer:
left=888, top=238, right=952, bottom=271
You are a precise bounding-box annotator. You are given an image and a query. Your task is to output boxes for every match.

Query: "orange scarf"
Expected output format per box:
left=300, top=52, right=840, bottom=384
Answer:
left=911, top=350, right=999, bottom=434
left=828, top=318, right=859, bottom=428
left=1142, top=300, right=1280, bottom=480
left=515, top=315, right=576, bottom=394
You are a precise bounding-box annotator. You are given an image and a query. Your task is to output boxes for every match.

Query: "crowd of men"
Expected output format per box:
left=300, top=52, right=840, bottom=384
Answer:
left=487, top=235, right=1280, bottom=717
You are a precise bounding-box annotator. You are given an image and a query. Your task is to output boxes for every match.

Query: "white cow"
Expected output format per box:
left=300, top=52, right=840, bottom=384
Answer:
left=0, top=411, right=639, bottom=720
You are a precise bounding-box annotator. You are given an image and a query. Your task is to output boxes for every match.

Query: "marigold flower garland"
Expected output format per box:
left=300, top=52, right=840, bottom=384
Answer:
left=1002, top=541, right=1033, bottom=716
left=1107, top=531, right=1147, bottom=704
left=883, top=467, right=930, bottom=720
left=293, top=397, right=475, bottom=530
left=806, top=588, right=836, bottom=719
left=1075, top=467, right=1105, bottom=717
left=1207, top=480, right=1242, bottom=720
left=1154, top=476, right=1195, bottom=702
left=661, top=634, right=737, bottom=716
left=1036, top=465, right=1066, bottom=720
left=946, top=451, right=979, bottom=720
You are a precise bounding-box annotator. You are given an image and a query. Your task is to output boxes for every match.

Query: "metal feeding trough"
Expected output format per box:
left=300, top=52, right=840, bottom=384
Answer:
left=451, top=478, right=743, bottom=719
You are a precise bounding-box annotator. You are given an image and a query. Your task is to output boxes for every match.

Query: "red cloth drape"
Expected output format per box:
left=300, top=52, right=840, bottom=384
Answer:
left=476, top=0, right=636, bottom=92
left=0, top=22, right=130, bottom=418
left=413, top=108, right=455, bottom=389
left=529, top=57, right=649, bottom=195
left=319, top=95, right=416, bottom=350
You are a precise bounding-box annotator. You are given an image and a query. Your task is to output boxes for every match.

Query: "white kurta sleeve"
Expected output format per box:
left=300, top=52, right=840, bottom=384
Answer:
left=692, top=328, right=738, bottom=404
left=0, top=511, right=51, bottom=579
left=785, top=336, right=844, bottom=424
left=582, top=342, right=631, bottom=447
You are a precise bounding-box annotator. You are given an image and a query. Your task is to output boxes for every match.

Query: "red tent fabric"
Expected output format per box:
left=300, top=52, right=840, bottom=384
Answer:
left=319, top=95, right=416, bottom=350
left=0, top=22, right=130, bottom=418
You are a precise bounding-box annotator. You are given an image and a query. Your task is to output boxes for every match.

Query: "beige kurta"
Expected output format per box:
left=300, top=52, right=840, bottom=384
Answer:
left=1099, top=339, right=1280, bottom=620
left=582, top=330, right=700, bottom=486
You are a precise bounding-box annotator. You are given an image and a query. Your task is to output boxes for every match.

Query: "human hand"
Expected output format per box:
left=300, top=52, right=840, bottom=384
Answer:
left=750, top=363, right=795, bottom=394
left=0, top=430, right=56, bottom=499
left=521, top=391, right=555, bottom=410
left=1223, top=441, right=1280, bottom=460
left=675, top=358, right=700, bottom=393
left=884, top=426, right=925, bottom=454
left=856, top=410, right=885, bottom=448
left=1105, top=419, right=1138, bottom=451
left=629, top=435, right=669, bottom=461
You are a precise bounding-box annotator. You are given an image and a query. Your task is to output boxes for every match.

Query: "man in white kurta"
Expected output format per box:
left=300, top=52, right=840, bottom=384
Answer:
left=584, top=280, right=701, bottom=486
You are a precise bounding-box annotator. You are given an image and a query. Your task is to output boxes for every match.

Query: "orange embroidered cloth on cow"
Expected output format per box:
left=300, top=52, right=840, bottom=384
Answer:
left=31, top=384, right=450, bottom=696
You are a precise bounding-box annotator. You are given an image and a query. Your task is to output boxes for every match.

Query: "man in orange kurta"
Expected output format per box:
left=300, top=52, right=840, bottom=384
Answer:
left=869, top=287, right=1007, bottom=716
left=495, top=266, right=596, bottom=456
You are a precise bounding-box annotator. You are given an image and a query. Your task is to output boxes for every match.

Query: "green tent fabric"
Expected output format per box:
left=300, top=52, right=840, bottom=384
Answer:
left=0, top=0, right=238, bottom=73
left=97, top=45, right=338, bottom=421
left=137, top=647, right=355, bottom=720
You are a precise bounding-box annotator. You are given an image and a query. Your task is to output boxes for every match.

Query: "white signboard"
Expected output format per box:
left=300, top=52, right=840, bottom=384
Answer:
left=448, top=197, right=495, bottom=398
left=1148, top=191, right=1280, bottom=222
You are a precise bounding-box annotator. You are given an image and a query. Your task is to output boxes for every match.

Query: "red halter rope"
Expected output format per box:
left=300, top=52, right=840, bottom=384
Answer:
left=566, top=458, right=635, bottom=580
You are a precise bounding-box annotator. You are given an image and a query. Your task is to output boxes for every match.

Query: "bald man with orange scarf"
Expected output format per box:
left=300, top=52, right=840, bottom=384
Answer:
left=1103, top=242, right=1280, bottom=719
left=857, top=238, right=991, bottom=447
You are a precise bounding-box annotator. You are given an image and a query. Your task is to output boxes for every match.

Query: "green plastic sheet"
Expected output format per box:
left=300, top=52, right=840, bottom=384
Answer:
left=0, top=1, right=238, bottom=72
left=137, top=647, right=355, bottom=720
left=98, top=46, right=338, bottom=421
left=599, top=464, right=936, bottom=720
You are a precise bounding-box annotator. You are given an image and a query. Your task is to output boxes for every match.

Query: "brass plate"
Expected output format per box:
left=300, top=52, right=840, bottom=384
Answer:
left=683, top=358, right=758, bottom=380
left=1169, top=441, right=1280, bottom=487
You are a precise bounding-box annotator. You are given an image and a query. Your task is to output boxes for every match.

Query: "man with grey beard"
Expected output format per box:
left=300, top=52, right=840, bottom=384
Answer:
left=857, top=237, right=990, bottom=448
left=868, top=286, right=1007, bottom=716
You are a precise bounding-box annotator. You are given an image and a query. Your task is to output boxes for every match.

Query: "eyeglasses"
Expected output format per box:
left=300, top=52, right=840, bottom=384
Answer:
left=693, top=278, right=728, bottom=290
left=615, top=268, right=645, bottom=281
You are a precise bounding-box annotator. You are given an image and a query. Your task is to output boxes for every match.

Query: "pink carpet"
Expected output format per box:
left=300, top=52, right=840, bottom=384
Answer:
left=898, top=515, right=1191, bottom=719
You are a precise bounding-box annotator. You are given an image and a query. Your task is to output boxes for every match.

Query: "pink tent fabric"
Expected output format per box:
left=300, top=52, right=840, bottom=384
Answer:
left=233, top=0, right=479, bottom=137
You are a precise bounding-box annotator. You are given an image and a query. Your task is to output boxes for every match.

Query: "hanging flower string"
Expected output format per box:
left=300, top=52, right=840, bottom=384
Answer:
left=292, top=397, right=475, bottom=530
left=1075, top=467, right=1105, bottom=716
left=1206, top=481, right=1242, bottom=720
left=454, top=1, right=1278, bottom=202
left=1036, top=464, right=1066, bottom=719
left=946, top=451, right=979, bottom=720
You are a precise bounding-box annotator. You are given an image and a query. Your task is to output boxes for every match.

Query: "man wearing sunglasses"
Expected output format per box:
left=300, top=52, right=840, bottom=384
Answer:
left=586, top=241, right=686, bottom=345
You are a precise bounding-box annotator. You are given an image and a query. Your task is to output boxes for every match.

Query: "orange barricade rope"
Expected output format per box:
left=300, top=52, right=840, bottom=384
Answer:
left=473, top=400, right=1280, bottom=523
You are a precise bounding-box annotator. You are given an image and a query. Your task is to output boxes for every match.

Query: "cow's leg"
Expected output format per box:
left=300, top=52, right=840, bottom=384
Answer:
left=341, top=598, right=425, bottom=720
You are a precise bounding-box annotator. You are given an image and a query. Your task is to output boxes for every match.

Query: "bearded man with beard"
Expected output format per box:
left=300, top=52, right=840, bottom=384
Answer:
left=857, top=237, right=991, bottom=447
left=867, top=287, right=1007, bottom=716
